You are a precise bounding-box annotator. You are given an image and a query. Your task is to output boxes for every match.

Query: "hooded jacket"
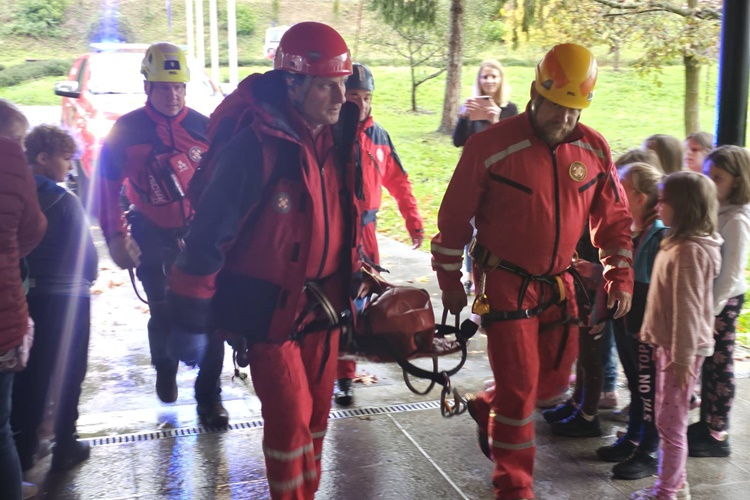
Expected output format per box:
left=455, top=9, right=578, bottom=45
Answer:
left=714, top=203, right=750, bottom=315
left=640, top=234, right=723, bottom=366
left=27, top=175, right=98, bottom=297
left=168, top=71, right=362, bottom=342
left=0, top=137, right=47, bottom=352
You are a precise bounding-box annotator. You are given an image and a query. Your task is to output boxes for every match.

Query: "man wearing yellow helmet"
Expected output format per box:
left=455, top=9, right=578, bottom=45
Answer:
left=97, top=42, right=228, bottom=427
left=432, top=43, right=634, bottom=499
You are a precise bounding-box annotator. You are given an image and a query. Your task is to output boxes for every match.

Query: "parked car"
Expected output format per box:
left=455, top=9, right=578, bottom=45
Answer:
left=263, top=25, right=290, bottom=59
left=54, top=43, right=224, bottom=205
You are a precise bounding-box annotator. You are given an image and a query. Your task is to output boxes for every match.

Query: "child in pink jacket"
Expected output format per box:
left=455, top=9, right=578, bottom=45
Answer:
left=632, top=171, right=722, bottom=500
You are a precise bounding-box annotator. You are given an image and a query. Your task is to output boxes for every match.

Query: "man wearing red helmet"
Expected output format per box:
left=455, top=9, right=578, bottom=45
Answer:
left=432, top=44, right=634, bottom=499
left=168, top=22, right=362, bottom=499
left=334, top=63, right=424, bottom=406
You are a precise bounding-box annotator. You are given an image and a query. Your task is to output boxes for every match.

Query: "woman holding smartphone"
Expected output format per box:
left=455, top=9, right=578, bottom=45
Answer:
left=453, top=59, right=518, bottom=147
left=453, top=60, right=518, bottom=295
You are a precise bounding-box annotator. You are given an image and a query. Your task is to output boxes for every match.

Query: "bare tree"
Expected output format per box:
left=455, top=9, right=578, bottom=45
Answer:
left=438, top=0, right=464, bottom=133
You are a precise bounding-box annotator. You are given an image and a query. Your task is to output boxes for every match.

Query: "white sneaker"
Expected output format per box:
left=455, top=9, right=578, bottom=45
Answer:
left=22, top=482, right=38, bottom=499
left=631, top=483, right=690, bottom=500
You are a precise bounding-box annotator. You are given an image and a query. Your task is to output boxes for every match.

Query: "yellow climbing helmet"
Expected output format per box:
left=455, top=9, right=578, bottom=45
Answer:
left=141, top=42, right=190, bottom=83
left=534, top=43, right=597, bottom=109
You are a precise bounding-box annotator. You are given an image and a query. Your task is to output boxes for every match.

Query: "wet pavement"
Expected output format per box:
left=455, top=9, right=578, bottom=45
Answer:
left=20, top=231, right=750, bottom=499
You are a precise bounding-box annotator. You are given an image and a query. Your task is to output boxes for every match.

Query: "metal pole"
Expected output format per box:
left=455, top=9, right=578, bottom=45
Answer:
left=715, top=0, right=750, bottom=146
left=227, top=0, right=238, bottom=87
left=195, top=0, right=206, bottom=69
left=185, top=0, right=194, bottom=60
left=209, top=0, right=220, bottom=84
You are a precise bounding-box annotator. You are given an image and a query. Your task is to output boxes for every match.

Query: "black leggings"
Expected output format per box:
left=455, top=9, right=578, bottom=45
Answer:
left=613, top=318, right=658, bottom=452
left=700, top=294, right=744, bottom=432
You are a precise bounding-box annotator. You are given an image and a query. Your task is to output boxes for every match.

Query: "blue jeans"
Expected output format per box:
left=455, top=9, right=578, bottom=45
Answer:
left=0, top=372, right=22, bottom=500
left=600, top=321, right=617, bottom=392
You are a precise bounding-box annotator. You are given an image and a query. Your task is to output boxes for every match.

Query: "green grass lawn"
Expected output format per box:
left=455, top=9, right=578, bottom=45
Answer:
left=5, top=62, right=750, bottom=335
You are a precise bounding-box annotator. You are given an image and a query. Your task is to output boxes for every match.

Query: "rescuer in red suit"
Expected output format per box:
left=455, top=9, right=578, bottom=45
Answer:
left=334, top=63, right=424, bottom=405
left=431, top=44, right=634, bottom=500
left=168, top=23, right=364, bottom=500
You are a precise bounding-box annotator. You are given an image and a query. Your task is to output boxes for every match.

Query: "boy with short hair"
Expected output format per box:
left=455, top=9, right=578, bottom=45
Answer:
left=11, top=125, right=98, bottom=471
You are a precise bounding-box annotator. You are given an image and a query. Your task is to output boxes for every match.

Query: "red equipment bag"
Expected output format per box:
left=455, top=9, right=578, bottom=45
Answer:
left=342, top=266, right=478, bottom=389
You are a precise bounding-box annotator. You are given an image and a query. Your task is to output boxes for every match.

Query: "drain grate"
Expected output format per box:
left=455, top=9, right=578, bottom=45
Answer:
left=83, top=400, right=442, bottom=447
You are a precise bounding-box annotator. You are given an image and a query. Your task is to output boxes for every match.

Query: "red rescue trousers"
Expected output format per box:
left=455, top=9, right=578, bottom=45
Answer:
left=337, top=358, right=357, bottom=380
left=471, top=271, right=578, bottom=500
left=247, top=329, right=340, bottom=500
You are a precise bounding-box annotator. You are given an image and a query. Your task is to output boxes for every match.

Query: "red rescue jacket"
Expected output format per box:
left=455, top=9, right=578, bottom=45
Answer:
left=358, top=115, right=422, bottom=264
left=97, top=103, right=209, bottom=241
left=432, top=105, right=633, bottom=296
left=168, top=71, right=363, bottom=343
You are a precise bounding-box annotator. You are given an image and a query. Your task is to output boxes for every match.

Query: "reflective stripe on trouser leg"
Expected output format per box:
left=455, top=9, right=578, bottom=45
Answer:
left=247, top=329, right=339, bottom=500
left=302, top=329, right=339, bottom=480
left=486, top=317, right=539, bottom=500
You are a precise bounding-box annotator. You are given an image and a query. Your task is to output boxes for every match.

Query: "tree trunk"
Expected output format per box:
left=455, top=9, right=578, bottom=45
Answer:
left=684, top=54, right=701, bottom=134
left=411, top=64, right=418, bottom=112
left=438, top=0, right=464, bottom=133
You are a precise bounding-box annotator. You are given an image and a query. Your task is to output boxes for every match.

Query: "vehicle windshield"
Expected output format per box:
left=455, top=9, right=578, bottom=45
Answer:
left=87, top=52, right=218, bottom=97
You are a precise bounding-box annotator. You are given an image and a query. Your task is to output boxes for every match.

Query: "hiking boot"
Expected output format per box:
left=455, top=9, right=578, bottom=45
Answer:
left=612, top=449, right=658, bottom=480
left=542, top=400, right=577, bottom=423
left=550, top=412, right=602, bottom=437
left=465, top=394, right=492, bottom=460
left=596, top=437, right=637, bottom=463
left=51, top=440, right=91, bottom=471
left=334, top=378, right=354, bottom=406
left=197, top=401, right=229, bottom=427
left=688, top=430, right=730, bottom=458
left=155, top=363, right=178, bottom=403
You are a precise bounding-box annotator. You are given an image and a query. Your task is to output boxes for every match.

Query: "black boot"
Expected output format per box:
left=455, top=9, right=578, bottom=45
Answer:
left=688, top=430, right=730, bottom=457
left=596, top=437, right=637, bottom=463
left=155, top=362, right=178, bottom=403
left=51, top=439, right=91, bottom=471
left=197, top=400, right=229, bottom=427
left=687, top=420, right=709, bottom=439
left=334, top=378, right=354, bottom=406
left=542, top=400, right=577, bottom=423
left=612, top=449, right=658, bottom=480
left=550, top=411, right=602, bottom=437
left=465, top=394, right=491, bottom=461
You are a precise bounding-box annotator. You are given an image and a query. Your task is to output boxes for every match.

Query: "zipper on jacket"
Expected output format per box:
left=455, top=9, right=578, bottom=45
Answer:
left=311, top=135, right=331, bottom=280
left=545, top=147, right=561, bottom=276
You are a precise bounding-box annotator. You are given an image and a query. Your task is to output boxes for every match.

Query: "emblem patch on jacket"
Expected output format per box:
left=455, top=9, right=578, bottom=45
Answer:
left=569, top=162, right=587, bottom=182
left=189, top=146, right=204, bottom=163
left=274, top=192, right=292, bottom=213
left=376, top=147, right=385, bottom=163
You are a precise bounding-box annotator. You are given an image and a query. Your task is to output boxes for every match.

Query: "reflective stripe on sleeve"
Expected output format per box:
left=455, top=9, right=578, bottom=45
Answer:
left=431, top=242, right=464, bottom=257
left=599, top=248, right=633, bottom=260
left=432, top=261, right=463, bottom=272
